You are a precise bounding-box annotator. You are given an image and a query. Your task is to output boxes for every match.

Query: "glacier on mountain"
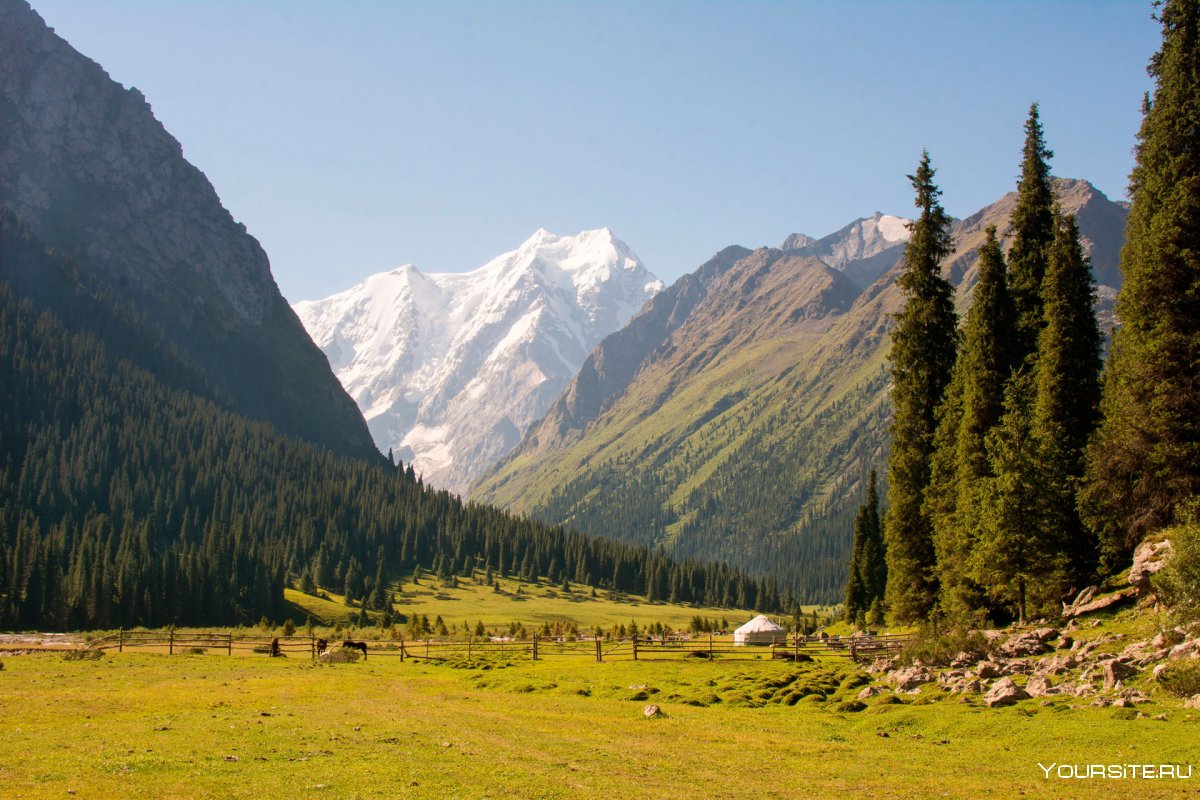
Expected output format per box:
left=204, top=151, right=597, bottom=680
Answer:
left=294, top=228, right=662, bottom=494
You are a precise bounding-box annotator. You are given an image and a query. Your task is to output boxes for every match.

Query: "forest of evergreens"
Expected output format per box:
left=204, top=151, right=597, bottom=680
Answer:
left=0, top=210, right=791, bottom=630
left=860, top=0, right=1200, bottom=628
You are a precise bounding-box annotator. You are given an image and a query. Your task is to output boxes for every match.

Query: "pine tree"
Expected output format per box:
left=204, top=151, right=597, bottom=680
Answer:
left=884, top=151, right=959, bottom=623
left=1007, top=103, right=1057, bottom=363
left=1083, top=0, right=1200, bottom=564
left=1034, top=211, right=1103, bottom=583
left=929, top=227, right=1017, bottom=621
left=971, top=372, right=1064, bottom=623
left=846, top=470, right=885, bottom=626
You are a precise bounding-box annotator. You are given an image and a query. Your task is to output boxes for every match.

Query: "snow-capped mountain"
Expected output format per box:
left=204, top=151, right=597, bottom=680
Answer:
left=782, top=212, right=912, bottom=288
left=294, top=228, right=663, bottom=494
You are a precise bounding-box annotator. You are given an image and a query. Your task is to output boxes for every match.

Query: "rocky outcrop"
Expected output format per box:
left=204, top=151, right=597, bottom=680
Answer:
left=1130, top=539, right=1174, bottom=596
left=0, top=2, right=377, bottom=458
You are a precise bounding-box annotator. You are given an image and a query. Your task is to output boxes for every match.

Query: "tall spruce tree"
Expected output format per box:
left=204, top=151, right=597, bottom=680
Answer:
left=884, top=151, right=959, bottom=623
left=930, top=227, right=1017, bottom=621
left=1034, top=211, right=1103, bottom=583
left=845, top=470, right=884, bottom=625
left=1007, top=103, right=1057, bottom=363
left=971, top=372, right=1063, bottom=623
left=1082, top=0, right=1200, bottom=564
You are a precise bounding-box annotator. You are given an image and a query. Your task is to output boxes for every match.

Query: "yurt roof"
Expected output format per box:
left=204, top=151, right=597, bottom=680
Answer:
left=734, top=614, right=784, bottom=634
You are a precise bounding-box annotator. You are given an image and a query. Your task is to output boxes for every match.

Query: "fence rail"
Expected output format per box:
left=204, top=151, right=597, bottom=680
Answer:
left=87, top=630, right=911, bottom=664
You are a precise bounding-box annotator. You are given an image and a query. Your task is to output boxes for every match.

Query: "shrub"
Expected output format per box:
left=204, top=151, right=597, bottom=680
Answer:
left=896, top=626, right=995, bottom=667
left=1153, top=518, right=1200, bottom=625
left=282, top=619, right=297, bottom=637
left=1156, top=660, right=1200, bottom=699
left=62, top=648, right=104, bottom=661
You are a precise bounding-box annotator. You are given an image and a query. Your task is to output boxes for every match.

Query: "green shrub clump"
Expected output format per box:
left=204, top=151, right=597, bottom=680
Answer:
left=1157, top=660, right=1200, bottom=699
left=1153, top=518, right=1200, bottom=625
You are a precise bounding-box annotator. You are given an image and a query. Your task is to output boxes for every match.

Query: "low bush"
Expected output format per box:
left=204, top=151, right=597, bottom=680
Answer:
left=1156, top=660, right=1200, bottom=699
left=62, top=649, right=104, bottom=661
left=1153, top=519, right=1200, bottom=625
left=896, top=626, right=995, bottom=667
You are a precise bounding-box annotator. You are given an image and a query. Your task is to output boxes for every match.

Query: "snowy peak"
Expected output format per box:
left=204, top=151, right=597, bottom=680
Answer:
left=293, top=229, right=662, bottom=495
left=782, top=211, right=913, bottom=288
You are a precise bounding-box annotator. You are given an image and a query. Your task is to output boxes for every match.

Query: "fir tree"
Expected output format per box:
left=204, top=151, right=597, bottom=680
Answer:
left=1034, top=211, right=1103, bottom=583
left=1083, top=0, right=1200, bottom=565
left=929, top=227, right=1017, bottom=621
left=971, top=372, right=1064, bottom=623
left=884, top=151, right=959, bottom=623
left=845, top=471, right=885, bottom=625
left=1007, top=103, right=1057, bottom=362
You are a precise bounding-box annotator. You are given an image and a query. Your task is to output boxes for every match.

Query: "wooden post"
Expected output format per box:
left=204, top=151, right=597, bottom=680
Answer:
left=632, top=637, right=638, bottom=661
left=794, top=634, right=799, bottom=662
left=399, top=635, right=405, bottom=663
left=708, top=632, right=713, bottom=661
left=595, top=637, right=602, bottom=663
left=467, top=636, right=472, bottom=660
left=532, top=635, right=538, bottom=661
left=227, top=634, right=232, bottom=657
left=310, top=634, right=315, bottom=660
left=118, top=629, right=124, bottom=653
left=169, top=630, right=174, bottom=656
left=425, top=639, right=430, bottom=660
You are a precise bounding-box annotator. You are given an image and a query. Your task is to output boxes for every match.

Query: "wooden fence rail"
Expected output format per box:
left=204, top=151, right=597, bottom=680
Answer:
left=88, top=630, right=912, bottom=664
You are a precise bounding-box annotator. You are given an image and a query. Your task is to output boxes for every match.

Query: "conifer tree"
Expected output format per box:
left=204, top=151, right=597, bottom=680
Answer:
left=1034, top=211, right=1103, bottom=582
left=971, top=372, right=1063, bottom=623
left=1008, top=103, right=1057, bottom=362
left=930, top=227, right=1017, bottom=620
left=884, top=151, right=959, bottom=623
left=1082, top=0, right=1200, bottom=563
left=844, top=471, right=883, bottom=623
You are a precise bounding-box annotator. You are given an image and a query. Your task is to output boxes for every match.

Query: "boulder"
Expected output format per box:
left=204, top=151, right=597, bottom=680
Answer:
left=949, top=651, right=976, bottom=668
left=1034, top=654, right=1077, bottom=677
left=984, top=677, right=1030, bottom=708
left=1129, top=538, right=1174, bottom=596
left=856, top=686, right=882, bottom=701
left=976, top=661, right=1003, bottom=679
left=1025, top=676, right=1053, bottom=697
left=1000, top=632, right=1050, bottom=658
left=1185, top=695, right=1200, bottom=711
left=1102, top=659, right=1138, bottom=691
left=1168, top=640, right=1199, bottom=661
left=643, top=704, right=662, bottom=718
left=1063, top=588, right=1138, bottom=619
left=887, top=666, right=933, bottom=691
left=1032, top=628, right=1060, bottom=643
left=1056, top=635, right=1074, bottom=650
left=959, top=679, right=983, bottom=695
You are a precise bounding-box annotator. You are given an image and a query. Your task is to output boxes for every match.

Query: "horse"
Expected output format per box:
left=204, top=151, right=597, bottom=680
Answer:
left=342, top=639, right=368, bottom=660
left=269, top=637, right=281, bottom=657
left=315, top=638, right=328, bottom=655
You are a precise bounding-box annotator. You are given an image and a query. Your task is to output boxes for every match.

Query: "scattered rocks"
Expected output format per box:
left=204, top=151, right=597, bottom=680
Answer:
left=976, top=660, right=1003, bottom=680
left=1168, top=640, right=1200, bottom=661
left=1063, top=588, right=1138, bottom=619
left=949, top=651, right=976, bottom=668
left=1129, top=538, right=1174, bottom=596
left=1025, top=676, right=1053, bottom=698
left=1034, top=654, right=1077, bottom=677
left=984, top=677, right=1030, bottom=708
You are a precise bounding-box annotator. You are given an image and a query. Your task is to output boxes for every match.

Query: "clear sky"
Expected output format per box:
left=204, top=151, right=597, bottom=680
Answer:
left=31, top=1, right=1159, bottom=301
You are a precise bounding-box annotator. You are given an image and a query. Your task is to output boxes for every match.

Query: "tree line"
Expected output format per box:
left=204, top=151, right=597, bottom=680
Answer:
left=856, top=0, right=1200, bottom=627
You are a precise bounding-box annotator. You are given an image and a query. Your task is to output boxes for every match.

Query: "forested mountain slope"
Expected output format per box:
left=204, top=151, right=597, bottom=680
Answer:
left=474, top=181, right=1127, bottom=602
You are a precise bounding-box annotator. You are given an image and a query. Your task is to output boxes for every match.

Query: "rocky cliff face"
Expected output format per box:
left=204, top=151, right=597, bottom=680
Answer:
left=0, top=1, right=377, bottom=457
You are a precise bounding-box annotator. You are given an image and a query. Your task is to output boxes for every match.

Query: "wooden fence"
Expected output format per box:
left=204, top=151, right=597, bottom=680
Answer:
left=88, top=630, right=911, bottom=664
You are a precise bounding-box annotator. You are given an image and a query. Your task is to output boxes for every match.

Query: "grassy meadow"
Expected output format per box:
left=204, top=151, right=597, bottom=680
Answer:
left=283, top=574, right=830, bottom=636
left=1, top=648, right=1197, bottom=799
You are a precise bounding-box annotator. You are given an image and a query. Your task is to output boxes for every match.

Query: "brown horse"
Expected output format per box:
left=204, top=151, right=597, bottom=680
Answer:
left=342, top=640, right=368, bottom=660
left=315, top=638, right=328, bottom=655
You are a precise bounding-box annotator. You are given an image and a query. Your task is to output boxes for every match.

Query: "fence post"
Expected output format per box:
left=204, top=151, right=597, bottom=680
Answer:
left=169, top=629, right=174, bottom=656
left=595, top=637, right=602, bottom=663
left=425, top=639, right=430, bottom=660
left=532, top=635, right=538, bottom=661
left=708, top=632, right=713, bottom=661
left=467, top=636, right=471, bottom=660
left=794, top=634, right=799, bottom=662
left=632, top=637, right=638, bottom=661
left=399, top=635, right=405, bottom=663
left=118, top=629, right=124, bottom=653
left=311, top=634, right=315, bottom=660
left=227, top=634, right=232, bottom=657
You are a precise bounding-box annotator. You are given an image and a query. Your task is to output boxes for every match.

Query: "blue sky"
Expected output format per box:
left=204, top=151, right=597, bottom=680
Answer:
left=32, top=1, right=1159, bottom=301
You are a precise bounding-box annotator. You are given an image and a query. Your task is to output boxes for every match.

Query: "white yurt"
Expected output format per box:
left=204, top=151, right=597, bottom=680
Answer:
left=733, top=614, right=785, bottom=646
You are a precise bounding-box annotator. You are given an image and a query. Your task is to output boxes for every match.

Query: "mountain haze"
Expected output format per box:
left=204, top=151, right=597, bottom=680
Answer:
left=0, top=1, right=376, bottom=457
left=473, top=180, right=1128, bottom=601
left=294, top=229, right=662, bottom=493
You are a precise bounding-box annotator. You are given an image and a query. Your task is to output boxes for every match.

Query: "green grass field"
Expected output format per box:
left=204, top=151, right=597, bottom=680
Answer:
left=1, top=648, right=1196, bottom=799
left=284, top=575, right=832, bottom=636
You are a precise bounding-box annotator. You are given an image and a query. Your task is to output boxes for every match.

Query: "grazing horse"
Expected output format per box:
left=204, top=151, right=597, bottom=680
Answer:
left=315, top=638, right=328, bottom=655
left=269, top=637, right=281, bottom=657
left=342, top=640, right=368, bottom=660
